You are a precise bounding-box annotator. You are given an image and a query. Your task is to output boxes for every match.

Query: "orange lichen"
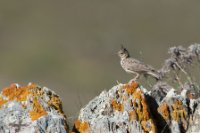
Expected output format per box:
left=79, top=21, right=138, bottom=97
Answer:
left=111, top=100, right=124, bottom=112
left=123, top=81, right=138, bottom=95
left=29, top=98, right=47, bottom=121
left=2, top=83, right=38, bottom=102
left=158, top=99, right=188, bottom=131
left=131, top=89, right=150, bottom=121
left=130, top=81, right=139, bottom=89
left=171, top=100, right=187, bottom=122
left=0, top=97, right=7, bottom=107
left=135, top=98, right=150, bottom=121
left=141, top=98, right=150, bottom=120
left=133, top=90, right=142, bottom=100
left=172, top=100, right=183, bottom=110
left=157, top=103, right=170, bottom=120
left=74, top=120, right=89, bottom=133
left=129, top=110, right=137, bottom=121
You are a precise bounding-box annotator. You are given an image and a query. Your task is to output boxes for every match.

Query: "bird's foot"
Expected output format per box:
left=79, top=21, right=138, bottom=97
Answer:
left=130, top=75, right=139, bottom=82
left=129, top=78, right=138, bottom=84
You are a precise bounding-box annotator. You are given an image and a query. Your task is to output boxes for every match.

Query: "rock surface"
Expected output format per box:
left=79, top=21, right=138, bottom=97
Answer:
left=0, top=81, right=199, bottom=133
left=72, top=81, right=157, bottom=133
left=72, top=81, right=200, bottom=133
left=0, top=83, right=68, bottom=133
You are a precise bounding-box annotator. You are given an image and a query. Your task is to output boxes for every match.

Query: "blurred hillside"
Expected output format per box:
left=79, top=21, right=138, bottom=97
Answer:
left=0, top=0, right=200, bottom=117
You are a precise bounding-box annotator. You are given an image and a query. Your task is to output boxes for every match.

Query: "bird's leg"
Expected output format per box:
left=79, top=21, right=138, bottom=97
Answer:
left=129, top=72, right=140, bottom=83
left=133, top=73, right=140, bottom=81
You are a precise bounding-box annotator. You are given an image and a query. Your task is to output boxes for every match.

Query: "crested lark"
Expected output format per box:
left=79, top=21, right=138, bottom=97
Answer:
left=118, top=46, right=160, bottom=81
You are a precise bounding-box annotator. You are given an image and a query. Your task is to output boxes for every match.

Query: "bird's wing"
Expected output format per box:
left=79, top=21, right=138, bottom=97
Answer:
left=125, top=58, right=155, bottom=72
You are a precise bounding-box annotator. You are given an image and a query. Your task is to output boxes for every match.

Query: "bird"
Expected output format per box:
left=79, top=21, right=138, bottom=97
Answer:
left=118, top=46, right=161, bottom=81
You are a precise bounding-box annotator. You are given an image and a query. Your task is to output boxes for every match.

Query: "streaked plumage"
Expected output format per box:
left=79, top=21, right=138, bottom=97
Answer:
left=118, top=46, right=160, bottom=80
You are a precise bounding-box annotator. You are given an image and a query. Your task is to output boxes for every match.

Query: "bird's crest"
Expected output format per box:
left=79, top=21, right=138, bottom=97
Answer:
left=120, top=44, right=125, bottom=50
left=120, top=45, right=129, bottom=54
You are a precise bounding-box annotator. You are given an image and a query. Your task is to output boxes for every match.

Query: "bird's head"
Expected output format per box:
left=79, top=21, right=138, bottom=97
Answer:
left=118, top=45, right=130, bottom=59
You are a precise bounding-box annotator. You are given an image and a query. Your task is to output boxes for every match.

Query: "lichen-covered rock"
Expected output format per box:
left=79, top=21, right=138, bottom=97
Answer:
left=187, top=99, right=200, bottom=133
left=158, top=92, right=189, bottom=132
left=72, top=81, right=157, bottom=133
left=157, top=88, right=199, bottom=133
left=0, top=83, right=68, bottom=133
left=72, top=81, right=200, bottom=133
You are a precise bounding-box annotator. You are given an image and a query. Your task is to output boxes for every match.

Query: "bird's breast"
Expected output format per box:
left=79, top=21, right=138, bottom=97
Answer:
left=120, top=60, right=127, bottom=69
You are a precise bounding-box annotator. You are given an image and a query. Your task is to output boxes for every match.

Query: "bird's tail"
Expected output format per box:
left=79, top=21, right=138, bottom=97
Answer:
left=147, top=70, right=162, bottom=80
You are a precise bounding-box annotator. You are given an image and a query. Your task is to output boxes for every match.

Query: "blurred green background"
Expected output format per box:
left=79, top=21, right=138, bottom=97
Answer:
left=0, top=0, right=200, bottom=119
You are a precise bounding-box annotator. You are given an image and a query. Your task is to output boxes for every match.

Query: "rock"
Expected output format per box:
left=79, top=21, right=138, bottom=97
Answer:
left=72, top=81, right=200, bottom=133
left=0, top=80, right=196, bottom=133
left=157, top=86, right=199, bottom=133
left=151, top=82, right=172, bottom=104
left=157, top=93, right=189, bottom=133
left=0, top=83, right=68, bottom=133
left=72, top=81, right=157, bottom=133
left=187, top=99, right=200, bottom=133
